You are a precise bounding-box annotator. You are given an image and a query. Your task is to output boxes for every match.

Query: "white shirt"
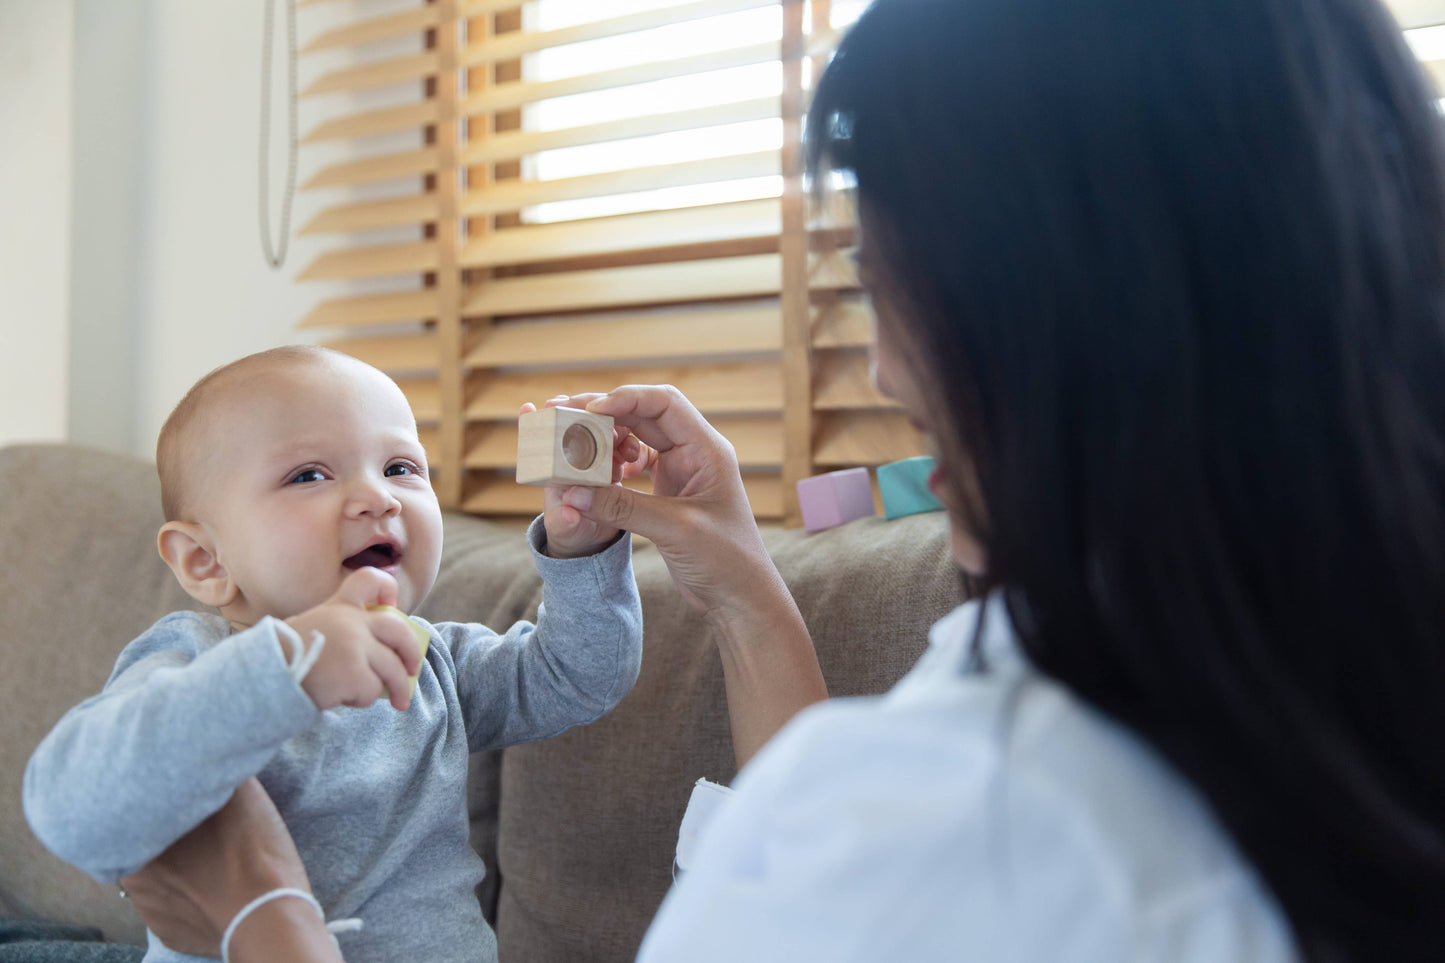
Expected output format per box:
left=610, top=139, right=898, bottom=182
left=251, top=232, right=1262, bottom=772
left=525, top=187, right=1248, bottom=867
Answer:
left=638, top=596, right=1300, bottom=962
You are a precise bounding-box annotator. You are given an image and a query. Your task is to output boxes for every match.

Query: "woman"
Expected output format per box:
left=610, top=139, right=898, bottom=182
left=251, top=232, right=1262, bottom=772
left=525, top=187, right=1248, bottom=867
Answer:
left=125, top=0, right=1445, bottom=959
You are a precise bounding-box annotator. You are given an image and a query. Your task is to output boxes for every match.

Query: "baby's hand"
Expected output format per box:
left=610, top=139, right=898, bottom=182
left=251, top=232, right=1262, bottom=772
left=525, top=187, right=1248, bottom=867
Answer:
left=522, top=396, right=642, bottom=559
left=282, top=567, right=424, bottom=711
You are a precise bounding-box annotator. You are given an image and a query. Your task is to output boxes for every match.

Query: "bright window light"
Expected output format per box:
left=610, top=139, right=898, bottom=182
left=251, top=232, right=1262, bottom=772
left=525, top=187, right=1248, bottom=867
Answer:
left=1405, top=22, right=1445, bottom=60
left=523, top=0, right=820, bottom=223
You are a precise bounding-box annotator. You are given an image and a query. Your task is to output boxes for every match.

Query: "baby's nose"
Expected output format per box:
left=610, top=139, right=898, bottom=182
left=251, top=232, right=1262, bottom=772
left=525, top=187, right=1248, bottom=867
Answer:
left=347, top=477, right=401, bottom=516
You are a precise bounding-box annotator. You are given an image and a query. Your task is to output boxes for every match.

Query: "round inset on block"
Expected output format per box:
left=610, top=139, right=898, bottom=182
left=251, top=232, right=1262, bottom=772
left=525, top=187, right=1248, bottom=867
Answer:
left=562, top=423, right=600, bottom=470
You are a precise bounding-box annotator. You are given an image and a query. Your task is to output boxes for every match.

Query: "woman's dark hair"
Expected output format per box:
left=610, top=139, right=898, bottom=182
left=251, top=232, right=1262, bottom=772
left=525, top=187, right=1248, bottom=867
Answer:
left=809, top=0, right=1445, bottom=958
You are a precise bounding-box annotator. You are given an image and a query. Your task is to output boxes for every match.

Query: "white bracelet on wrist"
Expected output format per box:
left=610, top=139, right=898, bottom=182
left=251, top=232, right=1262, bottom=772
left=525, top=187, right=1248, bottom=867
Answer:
left=219, top=887, right=362, bottom=963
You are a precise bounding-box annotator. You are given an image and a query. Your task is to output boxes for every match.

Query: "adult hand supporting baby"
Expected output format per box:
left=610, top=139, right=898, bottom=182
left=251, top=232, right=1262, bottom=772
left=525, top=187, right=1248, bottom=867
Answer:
left=121, top=778, right=341, bottom=962
left=552, top=384, right=828, bottom=766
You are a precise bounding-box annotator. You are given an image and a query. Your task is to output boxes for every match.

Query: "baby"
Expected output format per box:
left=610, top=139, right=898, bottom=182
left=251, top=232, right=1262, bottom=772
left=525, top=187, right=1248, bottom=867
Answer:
left=24, top=345, right=643, bottom=963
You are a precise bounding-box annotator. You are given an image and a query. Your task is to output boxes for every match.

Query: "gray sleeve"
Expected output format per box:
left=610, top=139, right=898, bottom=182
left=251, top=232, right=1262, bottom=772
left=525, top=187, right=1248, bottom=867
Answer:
left=22, top=614, right=318, bottom=883
left=438, top=516, right=643, bottom=752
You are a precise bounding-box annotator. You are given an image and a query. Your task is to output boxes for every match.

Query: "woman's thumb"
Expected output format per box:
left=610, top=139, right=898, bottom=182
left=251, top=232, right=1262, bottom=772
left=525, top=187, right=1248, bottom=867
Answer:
left=563, top=483, right=653, bottom=537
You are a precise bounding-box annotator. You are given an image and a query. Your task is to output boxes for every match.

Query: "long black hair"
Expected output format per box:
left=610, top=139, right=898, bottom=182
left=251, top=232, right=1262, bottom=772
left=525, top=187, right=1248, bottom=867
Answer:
left=808, top=0, right=1445, bottom=958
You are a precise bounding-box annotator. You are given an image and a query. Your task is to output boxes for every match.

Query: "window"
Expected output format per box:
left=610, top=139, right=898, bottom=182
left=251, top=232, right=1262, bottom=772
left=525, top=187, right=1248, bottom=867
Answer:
left=294, top=0, right=908, bottom=525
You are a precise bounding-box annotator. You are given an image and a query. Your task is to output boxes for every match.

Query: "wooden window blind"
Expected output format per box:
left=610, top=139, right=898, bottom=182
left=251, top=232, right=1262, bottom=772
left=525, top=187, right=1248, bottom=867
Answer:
left=294, top=0, right=914, bottom=526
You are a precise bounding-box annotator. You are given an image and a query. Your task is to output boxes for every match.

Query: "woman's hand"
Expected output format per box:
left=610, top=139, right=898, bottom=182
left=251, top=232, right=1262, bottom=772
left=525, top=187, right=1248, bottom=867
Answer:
left=542, top=385, right=771, bottom=617
left=120, top=778, right=340, bottom=962
left=545, top=385, right=828, bottom=764
left=520, top=397, right=634, bottom=560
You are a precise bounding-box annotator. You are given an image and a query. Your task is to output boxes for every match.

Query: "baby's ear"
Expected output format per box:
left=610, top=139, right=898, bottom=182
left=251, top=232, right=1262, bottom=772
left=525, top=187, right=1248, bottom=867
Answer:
left=157, top=522, right=238, bottom=609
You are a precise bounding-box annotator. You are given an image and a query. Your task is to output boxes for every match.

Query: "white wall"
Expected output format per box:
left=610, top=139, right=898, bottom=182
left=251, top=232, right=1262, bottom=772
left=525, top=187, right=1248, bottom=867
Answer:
left=0, top=0, right=75, bottom=447
left=130, top=0, right=423, bottom=461
left=16, top=0, right=425, bottom=460
left=68, top=0, right=145, bottom=455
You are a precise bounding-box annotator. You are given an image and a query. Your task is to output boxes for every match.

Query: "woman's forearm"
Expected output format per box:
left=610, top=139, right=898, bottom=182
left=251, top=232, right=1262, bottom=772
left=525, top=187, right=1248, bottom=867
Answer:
left=708, top=564, right=828, bottom=768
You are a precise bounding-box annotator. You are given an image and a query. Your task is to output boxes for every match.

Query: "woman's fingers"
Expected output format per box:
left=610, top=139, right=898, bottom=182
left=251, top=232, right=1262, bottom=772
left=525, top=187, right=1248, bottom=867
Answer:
left=585, top=384, right=716, bottom=455
left=561, top=484, right=656, bottom=541
left=120, top=779, right=310, bottom=957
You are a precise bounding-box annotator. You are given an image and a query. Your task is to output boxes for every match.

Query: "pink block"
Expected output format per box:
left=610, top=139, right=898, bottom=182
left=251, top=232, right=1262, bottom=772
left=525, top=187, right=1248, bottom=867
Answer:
left=797, top=467, right=877, bottom=533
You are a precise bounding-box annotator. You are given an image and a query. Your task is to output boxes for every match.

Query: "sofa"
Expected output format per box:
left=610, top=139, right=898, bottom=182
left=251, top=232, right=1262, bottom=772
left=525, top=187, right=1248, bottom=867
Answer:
left=0, top=443, right=965, bottom=961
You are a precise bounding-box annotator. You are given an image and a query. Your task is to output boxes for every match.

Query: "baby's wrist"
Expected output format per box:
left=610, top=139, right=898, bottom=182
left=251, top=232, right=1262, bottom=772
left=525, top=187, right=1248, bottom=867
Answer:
left=544, top=530, right=623, bottom=560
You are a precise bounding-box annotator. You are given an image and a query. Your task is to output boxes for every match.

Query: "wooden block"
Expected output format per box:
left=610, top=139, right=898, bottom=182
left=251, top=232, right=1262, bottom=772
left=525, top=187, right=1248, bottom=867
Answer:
left=877, top=456, right=944, bottom=520
left=516, top=406, right=614, bottom=487
left=796, top=467, right=877, bottom=533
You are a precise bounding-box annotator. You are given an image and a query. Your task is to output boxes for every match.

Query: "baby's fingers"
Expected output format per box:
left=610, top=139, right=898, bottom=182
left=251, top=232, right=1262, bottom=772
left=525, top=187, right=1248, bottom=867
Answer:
left=368, top=608, right=424, bottom=676
left=617, top=434, right=656, bottom=480
left=367, top=642, right=414, bottom=712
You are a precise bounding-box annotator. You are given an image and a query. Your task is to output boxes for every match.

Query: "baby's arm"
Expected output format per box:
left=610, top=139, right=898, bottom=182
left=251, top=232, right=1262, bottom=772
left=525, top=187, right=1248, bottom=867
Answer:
left=22, top=613, right=319, bottom=882
left=441, top=516, right=643, bottom=751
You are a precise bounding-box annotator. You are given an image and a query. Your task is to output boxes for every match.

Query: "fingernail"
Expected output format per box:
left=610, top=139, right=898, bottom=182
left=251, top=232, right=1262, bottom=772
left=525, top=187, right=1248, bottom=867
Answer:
left=563, top=486, right=592, bottom=511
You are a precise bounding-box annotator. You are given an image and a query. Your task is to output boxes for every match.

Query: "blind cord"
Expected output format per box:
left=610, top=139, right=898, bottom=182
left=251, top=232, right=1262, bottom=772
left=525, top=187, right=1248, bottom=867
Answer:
left=259, top=0, right=298, bottom=269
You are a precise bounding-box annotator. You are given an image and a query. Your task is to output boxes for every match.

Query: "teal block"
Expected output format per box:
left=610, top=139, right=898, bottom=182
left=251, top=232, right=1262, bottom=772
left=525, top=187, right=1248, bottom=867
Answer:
left=877, top=456, right=944, bottom=520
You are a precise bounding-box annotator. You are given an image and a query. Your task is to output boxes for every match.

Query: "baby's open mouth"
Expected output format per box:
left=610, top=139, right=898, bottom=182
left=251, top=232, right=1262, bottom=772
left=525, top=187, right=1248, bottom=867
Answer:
left=344, top=542, right=402, bottom=569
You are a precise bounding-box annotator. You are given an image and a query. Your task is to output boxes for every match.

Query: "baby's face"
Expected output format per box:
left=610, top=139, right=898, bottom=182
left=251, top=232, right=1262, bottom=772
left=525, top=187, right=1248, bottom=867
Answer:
left=195, top=358, right=443, bottom=625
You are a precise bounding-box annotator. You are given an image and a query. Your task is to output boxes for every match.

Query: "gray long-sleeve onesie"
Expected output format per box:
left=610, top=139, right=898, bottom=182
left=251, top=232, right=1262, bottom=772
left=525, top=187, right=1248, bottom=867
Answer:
left=24, top=520, right=642, bottom=963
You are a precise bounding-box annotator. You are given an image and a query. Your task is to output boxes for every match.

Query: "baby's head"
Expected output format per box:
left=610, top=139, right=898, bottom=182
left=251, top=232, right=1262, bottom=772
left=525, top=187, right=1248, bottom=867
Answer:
left=155, top=345, right=442, bottom=628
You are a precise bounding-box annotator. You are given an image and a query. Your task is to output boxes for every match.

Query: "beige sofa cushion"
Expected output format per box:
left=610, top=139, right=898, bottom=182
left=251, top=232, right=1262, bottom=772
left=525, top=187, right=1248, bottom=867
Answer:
left=0, top=445, right=194, bottom=943
left=489, top=512, right=964, bottom=963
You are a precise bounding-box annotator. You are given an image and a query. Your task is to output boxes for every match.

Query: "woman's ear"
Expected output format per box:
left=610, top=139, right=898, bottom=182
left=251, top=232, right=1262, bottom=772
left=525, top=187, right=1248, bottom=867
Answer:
left=157, top=522, right=238, bottom=609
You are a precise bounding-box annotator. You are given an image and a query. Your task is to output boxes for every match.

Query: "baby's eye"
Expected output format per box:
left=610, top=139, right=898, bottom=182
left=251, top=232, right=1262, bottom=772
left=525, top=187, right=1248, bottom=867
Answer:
left=385, top=461, right=420, bottom=477
left=288, top=468, right=325, bottom=485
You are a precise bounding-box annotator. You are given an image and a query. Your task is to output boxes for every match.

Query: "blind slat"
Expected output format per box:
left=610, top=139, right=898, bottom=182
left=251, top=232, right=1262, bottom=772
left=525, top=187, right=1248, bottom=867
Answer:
left=418, top=425, right=441, bottom=468
left=810, top=249, right=859, bottom=289
left=299, top=290, right=439, bottom=329
left=462, top=252, right=784, bottom=317
left=465, top=301, right=779, bottom=367
left=302, top=102, right=440, bottom=144
left=302, top=6, right=442, bottom=53
left=812, top=298, right=872, bottom=348
left=814, top=411, right=924, bottom=466
left=465, top=359, right=783, bottom=420
left=302, top=53, right=439, bottom=97
left=462, top=0, right=778, bottom=65
left=297, top=241, right=440, bottom=281
left=459, top=97, right=779, bottom=166
left=300, top=193, right=440, bottom=234
left=460, top=199, right=780, bottom=267
left=458, top=151, right=780, bottom=216
left=302, top=148, right=440, bottom=190
left=813, top=349, right=900, bottom=410
left=397, top=377, right=442, bottom=424
left=807, top=28, right=842, bottom=58
left=460, top=41, right=779, bottom=116
left=324, top=332, right=439, bottom=372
